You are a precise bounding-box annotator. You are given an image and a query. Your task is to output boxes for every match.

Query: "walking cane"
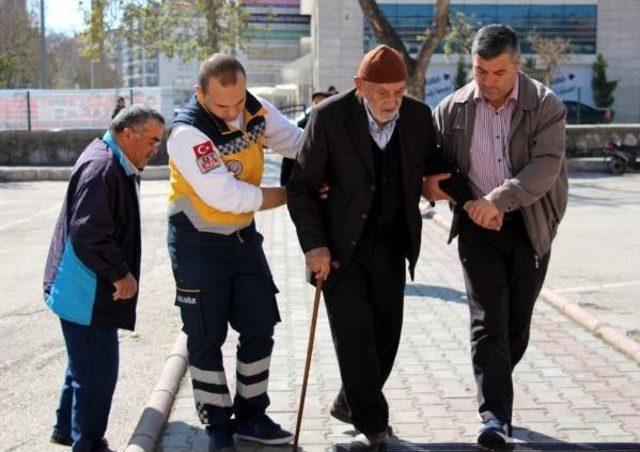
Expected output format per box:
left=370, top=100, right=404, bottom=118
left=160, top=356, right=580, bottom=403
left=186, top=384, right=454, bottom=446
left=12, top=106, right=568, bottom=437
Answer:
left=293, top=275, right=324, bottom=451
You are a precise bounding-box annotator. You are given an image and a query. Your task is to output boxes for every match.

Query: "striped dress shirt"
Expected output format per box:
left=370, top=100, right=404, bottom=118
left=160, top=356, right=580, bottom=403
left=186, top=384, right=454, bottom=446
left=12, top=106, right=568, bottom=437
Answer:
left=468, top=78, right=519, bottom=201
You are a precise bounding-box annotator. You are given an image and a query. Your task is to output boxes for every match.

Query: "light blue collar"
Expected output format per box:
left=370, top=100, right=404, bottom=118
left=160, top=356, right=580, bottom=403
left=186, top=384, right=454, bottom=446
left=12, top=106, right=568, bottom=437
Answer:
left=102, top=131, right=140, bottom=177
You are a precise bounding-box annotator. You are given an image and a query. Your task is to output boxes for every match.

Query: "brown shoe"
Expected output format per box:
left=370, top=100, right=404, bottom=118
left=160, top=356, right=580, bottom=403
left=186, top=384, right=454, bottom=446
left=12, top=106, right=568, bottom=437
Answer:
left=349, top=431, right=389, bottom=451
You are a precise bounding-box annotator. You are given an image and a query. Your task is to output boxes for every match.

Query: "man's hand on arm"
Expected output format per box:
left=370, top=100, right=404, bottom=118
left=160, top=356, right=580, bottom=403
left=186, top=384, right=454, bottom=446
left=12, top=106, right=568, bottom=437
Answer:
left=422, top=173, right=454, bottom=204
left=304, top=246, right=331, bottom=281
left=113, top=272, right=138, bottom=301
left=464, top=198, right=503, bottom=231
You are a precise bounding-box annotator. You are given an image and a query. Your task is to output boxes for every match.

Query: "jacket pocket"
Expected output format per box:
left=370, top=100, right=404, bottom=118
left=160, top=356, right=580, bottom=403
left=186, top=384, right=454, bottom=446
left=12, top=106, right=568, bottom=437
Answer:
left=175, top=287, right=206, bottom=337
left=230, top=275, right=281, bottom=335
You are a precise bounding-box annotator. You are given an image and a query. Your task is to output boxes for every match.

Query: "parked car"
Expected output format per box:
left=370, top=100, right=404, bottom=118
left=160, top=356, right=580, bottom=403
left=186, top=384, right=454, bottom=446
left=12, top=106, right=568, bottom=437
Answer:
left=563, top=100, right=611, bottom=124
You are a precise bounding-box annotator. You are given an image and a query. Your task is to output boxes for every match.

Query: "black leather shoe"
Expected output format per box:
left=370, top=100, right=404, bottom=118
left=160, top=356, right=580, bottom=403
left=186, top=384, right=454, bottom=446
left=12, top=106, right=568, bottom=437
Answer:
left=50, top=433, right=72, bottom=446
left=50, top=435, right=112, bottom=451
left=92, top=438, right=114, bottom=452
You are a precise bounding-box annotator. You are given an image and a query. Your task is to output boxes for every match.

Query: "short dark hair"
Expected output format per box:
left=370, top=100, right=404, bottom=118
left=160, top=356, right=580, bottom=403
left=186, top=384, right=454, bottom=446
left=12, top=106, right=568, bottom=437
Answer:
left=311, top=91, right=331, bottom=102
left=472, top=24, right=520, bottom=60
left=199, top=53, right=246, bottom=91
left=110, top=104, right=165, bottom=134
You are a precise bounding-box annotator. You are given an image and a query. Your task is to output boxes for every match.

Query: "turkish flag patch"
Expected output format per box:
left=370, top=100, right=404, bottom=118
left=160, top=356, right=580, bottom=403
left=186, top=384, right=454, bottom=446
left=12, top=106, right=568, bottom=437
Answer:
left=193, top=141, right=215, bottom=157
left=193, top=141, right=221, bottom=173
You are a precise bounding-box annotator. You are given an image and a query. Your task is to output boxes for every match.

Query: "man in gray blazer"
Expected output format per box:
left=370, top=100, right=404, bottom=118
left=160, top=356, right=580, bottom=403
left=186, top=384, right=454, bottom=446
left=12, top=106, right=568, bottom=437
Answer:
left=431, top=24, right=568, bottom=446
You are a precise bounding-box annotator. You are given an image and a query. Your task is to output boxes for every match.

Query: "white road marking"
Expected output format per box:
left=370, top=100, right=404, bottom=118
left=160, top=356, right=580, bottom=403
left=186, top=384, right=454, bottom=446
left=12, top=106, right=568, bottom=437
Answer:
left=554, top=279, right=640, bottom=294
left=0, top=206, right=60, bottom=233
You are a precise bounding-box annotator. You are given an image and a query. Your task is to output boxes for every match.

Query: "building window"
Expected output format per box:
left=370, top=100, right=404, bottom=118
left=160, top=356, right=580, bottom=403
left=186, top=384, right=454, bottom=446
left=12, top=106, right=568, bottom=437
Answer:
left=364, top=3, right=597, bottom=55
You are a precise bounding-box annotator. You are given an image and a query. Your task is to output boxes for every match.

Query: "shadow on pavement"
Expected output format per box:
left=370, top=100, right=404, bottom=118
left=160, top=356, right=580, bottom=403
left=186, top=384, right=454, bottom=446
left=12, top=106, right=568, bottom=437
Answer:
left=405, top=284, right=468, bottom=305
left=333, top=441, right=640, bottom=451
left=510, top=426, right=568, bottom=444
left=159, top=421, right=639, bottom=451
left=330, top=426, right=637, bottom=451
left=159, top=421, right=304, bottom=451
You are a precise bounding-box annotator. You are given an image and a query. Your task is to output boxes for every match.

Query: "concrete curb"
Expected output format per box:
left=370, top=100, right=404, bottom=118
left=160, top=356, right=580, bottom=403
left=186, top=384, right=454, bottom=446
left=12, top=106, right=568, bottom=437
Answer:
left=125, top=333, right=188, bottom=452
left=0, top=165, right=169, bottom=182
left=430, top=212, right=640, bottom=365
left=540, top=288, right=640, bottom=363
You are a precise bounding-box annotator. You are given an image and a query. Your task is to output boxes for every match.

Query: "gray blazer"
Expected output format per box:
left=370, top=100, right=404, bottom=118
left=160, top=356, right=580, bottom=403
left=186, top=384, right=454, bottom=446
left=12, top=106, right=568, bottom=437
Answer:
left=433, top=72, right=568, bottom=256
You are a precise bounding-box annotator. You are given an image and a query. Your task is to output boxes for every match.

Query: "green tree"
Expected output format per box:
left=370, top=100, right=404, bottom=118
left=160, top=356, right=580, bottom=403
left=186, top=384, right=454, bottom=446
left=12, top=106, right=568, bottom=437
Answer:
left=442, top=12, right=478, bottom=90
left=454, top=57, right=468, bottom=89
left=83, top=0, right=248, bottom=63
left=591, top=53, right=617, bottom=109
left=359, top=0, right=451, bottom=99
left=524, top=56, right=536, bottom=71
left=442, top=11, right=476, bottom=57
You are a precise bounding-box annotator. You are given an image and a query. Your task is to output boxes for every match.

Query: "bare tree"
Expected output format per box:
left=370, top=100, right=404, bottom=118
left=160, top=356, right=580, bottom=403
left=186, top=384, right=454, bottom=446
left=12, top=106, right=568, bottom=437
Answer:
left=528, top=34, right=571, bottom=87
left=48, top=34, right=121, bottom=89
left=0, top=1, right=40, bottom=88
left=358, top=0, right=450, bottom=99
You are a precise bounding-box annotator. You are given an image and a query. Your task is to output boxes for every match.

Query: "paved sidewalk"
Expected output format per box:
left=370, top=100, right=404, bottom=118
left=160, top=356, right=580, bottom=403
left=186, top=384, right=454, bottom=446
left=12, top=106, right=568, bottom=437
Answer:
left=157, top=160, right=640, bottom=451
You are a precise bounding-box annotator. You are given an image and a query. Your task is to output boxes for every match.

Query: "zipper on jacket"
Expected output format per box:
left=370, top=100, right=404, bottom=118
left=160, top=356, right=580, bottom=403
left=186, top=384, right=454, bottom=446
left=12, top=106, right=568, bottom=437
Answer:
left=534, top=254, right=540, bottom=269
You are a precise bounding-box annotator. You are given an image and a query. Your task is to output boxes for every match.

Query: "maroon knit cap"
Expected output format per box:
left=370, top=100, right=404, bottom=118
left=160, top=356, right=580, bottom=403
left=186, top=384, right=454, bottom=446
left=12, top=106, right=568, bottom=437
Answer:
left=357, top=45, right=408, bottom=83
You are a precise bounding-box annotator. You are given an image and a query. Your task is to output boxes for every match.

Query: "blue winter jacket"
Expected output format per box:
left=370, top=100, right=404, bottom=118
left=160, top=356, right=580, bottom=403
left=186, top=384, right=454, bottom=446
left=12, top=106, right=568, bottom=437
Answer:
left=43, top=136, right=141, bottom=330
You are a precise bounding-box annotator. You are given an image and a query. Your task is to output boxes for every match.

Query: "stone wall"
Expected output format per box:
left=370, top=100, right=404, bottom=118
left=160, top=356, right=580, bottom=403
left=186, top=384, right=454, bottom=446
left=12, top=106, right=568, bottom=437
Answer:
left=2, top=125, right=640, bottom=166
left=566, top=124, right=640, bottom=157
left=0, top=129, right=168, bottom=166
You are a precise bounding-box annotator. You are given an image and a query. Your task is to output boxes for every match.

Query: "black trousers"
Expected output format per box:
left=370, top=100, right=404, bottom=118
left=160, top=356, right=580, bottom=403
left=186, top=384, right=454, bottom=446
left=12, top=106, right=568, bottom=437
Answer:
left=168, top=221, right=280, bottom=428
left=322, top=235, right=406, bottom=436
left=457, top=212, right=550, bottom=427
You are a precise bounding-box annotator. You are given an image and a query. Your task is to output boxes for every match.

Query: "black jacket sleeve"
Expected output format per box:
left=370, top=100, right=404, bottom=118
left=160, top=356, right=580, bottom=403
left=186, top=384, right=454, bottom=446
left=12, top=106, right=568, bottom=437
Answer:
left=425, top=104, right=473, bottom=206
left=68, top=164, right=129, bottom=283
left=286, top=108, right=330, bottom=253
left=423, top=109, right=454, bottom=176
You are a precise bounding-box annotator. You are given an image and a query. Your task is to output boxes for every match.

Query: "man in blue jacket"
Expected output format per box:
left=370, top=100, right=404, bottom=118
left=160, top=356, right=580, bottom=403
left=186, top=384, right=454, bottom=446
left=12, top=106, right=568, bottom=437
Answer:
left=43, top=105, right=165, bottom=451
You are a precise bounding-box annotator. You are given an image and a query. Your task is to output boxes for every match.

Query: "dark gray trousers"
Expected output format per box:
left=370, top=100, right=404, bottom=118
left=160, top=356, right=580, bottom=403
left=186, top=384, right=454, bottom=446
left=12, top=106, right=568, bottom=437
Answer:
left=458, top=212, right=550, bottom=427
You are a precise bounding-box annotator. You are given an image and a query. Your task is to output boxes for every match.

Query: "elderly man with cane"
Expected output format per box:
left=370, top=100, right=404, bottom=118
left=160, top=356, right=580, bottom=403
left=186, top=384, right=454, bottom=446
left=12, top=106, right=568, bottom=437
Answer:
left=287, top=45, right=466, bottom=450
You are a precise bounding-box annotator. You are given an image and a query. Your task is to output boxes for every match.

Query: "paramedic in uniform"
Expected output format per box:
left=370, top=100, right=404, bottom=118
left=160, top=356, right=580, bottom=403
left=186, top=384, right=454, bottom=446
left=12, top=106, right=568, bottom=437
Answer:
left=166, top=54, right=303, bottom=449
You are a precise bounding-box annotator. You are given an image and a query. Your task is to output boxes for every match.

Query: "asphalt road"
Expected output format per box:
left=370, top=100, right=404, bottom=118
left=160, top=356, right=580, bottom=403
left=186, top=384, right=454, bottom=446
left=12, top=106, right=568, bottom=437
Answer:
left=0, top=180, right=179, bottom=451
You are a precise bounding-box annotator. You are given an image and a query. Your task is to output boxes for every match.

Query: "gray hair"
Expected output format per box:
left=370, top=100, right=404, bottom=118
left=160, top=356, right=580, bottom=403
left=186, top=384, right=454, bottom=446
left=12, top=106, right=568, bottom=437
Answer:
left=472, top=24, right=520, bottom=60
left=110, top=104, right=165, bottom=134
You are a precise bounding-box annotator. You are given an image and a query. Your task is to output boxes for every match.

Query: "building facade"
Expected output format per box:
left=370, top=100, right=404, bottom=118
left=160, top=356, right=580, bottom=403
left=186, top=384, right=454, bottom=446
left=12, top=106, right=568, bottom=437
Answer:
left=240, top=0, right=311, bottom=89
left=309, top=0, right=640, bottom=122
left=114, top=0, right=311, bottom=110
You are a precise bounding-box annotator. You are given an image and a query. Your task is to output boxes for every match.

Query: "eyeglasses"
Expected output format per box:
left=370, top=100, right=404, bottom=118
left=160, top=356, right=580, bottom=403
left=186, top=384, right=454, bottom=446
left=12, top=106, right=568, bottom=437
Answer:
left=127, top=127, right=162, bottom=149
